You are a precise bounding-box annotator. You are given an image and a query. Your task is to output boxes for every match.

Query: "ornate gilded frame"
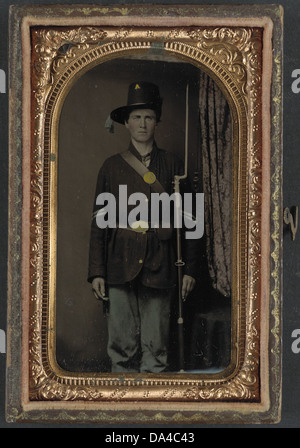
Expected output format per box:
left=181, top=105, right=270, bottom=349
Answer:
left=7, top=4, right=283, bottom=424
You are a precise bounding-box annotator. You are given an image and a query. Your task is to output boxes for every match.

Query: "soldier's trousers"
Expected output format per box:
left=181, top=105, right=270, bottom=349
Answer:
left=107, top=279, right=173, bottom=373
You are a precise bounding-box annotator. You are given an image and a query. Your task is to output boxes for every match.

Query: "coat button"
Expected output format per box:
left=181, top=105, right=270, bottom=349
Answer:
left=139, top=259, right=143, bottom=264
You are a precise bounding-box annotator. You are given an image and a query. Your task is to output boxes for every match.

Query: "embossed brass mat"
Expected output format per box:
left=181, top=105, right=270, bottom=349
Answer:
left=7, top=5, right=283, bottom=424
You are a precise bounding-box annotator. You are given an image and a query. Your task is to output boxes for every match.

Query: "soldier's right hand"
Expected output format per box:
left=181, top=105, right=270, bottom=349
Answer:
left=92, top=277, right=108, bottom=301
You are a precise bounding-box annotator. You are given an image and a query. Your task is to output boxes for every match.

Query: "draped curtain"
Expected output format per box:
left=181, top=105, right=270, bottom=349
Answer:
left=198, top=71, right=233, bottom=298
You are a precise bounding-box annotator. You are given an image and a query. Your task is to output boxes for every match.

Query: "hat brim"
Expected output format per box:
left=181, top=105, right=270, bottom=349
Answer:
left=110, top=103, right=161, bottom=125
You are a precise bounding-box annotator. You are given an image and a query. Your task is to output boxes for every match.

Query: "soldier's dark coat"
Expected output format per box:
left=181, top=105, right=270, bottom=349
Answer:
left=88, top=142, right=200, bottom=289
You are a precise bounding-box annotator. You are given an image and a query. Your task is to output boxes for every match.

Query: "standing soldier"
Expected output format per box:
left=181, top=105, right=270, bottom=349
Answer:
left=88, top=81, right=199, bottom=373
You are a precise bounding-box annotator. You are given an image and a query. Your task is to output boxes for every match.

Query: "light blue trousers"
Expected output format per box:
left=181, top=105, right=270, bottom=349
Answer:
left=107, top=281, right=173, bottom=373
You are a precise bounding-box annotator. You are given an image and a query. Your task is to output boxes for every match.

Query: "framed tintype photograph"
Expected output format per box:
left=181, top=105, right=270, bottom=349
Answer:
left=6, top=4, right=283, bottom=424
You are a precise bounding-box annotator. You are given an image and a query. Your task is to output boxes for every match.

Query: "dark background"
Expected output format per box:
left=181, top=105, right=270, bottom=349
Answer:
left=1, top=0, right=300, bottom=429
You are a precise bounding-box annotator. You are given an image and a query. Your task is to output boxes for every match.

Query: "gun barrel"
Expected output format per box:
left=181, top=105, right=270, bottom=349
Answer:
left=174, top=84, right=189, bottom=372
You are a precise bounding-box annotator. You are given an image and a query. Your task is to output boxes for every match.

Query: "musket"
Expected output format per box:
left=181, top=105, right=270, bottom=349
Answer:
left=173, top=84, right=189, bottom=372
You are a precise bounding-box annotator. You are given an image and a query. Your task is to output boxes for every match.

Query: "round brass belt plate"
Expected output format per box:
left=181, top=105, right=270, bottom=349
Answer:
left=143, top=171, right=156, bottom=184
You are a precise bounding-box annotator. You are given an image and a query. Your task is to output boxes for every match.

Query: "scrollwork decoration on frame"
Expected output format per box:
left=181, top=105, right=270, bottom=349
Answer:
left=29, top=24, right=263, bottom=403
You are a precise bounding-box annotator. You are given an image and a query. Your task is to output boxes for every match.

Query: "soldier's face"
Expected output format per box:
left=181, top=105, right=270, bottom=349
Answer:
left=125, top=109, right=157, bottom=145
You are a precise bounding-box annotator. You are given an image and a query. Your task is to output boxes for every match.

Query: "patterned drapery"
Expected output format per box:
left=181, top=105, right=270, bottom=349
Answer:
left=199, top=71, right=233, bottom=298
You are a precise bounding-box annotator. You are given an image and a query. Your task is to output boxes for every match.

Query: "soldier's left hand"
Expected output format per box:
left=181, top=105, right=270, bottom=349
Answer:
left=182, top=275, right=196, bottom=301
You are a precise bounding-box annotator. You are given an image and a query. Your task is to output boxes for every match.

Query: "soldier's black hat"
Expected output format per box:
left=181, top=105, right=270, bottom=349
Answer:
left=110, top=82, right=163, bottom=125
